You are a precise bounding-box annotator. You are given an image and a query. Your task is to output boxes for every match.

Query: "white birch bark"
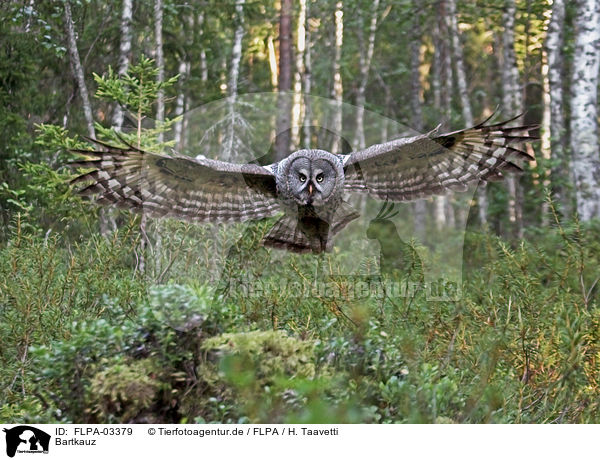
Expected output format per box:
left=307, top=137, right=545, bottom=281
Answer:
left=501, top=0, right=523, bottom=236
left=541, top=50, right=552, bottom=225
left=224, top=0, right=246, bottom=161
left=330, top=1, right=344, bottom=153
left=154, top=0, right=165, bottom=143
left=302, top=0, right=313, bottom=148
left=354, top=0, right=380, bottom=150
left=186, top=12, right=209, bottom=155
left=228, top=0, right=245, bottom=102
left=292, top=0, right=307, bottom=150
left=570, top=0, right=600, bottom=221
left=65, top=2, right=117, bottom=234
left=448, top=0, right=487, bottom=226
left=199, top=12, right=208, bottom=83
left=433, top=3, right=455, bottom=230
left=546, top=0, right=570, bottom=214
left=410, top=3, right=426, bottom=235
left=173, top=60, right=190, bottom=149
left=447, top=0, right=471, bottom=125
left=112, top=0, right=133, bottom=130
left=432, top=13, right=446, bottom=229
left=64, top=1, right=95, bottom=139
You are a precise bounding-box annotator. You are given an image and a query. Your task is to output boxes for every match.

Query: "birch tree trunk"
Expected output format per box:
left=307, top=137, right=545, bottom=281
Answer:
left=151, top=0, right=166, bottom=276
left=292, top=0, right=307, bottom=150
left=65, top=1, right=116, bottom=235
left=501, top=0, right=523, bottom=236
left=446, top=0, right=474, bottom=229
left=353, top=0, right=380, bottom=150
left=186, top=12, right=209, bottom=153
left=433, top=2, right=454, bottom=230
left=224, top=0, right=246, bottom=161
left=570, top=0, right=600, bottom=221
left=275, top=0, right=293, bottom=160
left=330, top=0, right=344, bottom=153
left=302, top=0, right=313, bottom=148
left=173, top=60, right=190, bottom=150
left=112, top=0, right=133, bottom=130
left=432, top=14, right=445, bottom=230
left=447, top=0, right=471, bottom=125
left=173, top=10, right=194, bottom=150
left=448, top=0, right=487, bottom=227
left=228, top=0, right=245, bottom=102
left=546, top=0, right=570, bottom=215
left=64, top=1, right=95, bottom=139
left=410, top=2, right=426, bottom=235
left=154, top=0, right=165, bottom=143
left=199, top=12, right=208, bottom=83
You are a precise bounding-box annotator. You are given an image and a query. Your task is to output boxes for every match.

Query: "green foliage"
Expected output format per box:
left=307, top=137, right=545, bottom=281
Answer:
left=0, top=224, right=145, bottom=418
left=0, top=211, right=595, bottom=424
left=24, top=284, right=235, bottom=422
left=93, top=56, right=180, bottom=149
left=88, top=358, right=168, bottom=422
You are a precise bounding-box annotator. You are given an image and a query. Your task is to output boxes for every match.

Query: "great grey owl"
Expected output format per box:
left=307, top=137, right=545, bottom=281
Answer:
left=70, top=113, right=537, bottom=253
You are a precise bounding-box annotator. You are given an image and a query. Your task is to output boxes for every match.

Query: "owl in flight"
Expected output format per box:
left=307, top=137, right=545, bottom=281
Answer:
left=70, top=113, right=537, bottom=253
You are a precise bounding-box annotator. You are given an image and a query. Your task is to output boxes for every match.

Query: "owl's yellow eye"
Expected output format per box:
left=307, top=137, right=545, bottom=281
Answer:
left=299, top=174, right=307, bottom=182
left=316, top=173, right=324, bottom=183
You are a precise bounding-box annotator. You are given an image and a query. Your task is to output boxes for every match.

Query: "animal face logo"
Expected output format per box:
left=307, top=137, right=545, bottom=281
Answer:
left=3, top=426, right=50, bottom=458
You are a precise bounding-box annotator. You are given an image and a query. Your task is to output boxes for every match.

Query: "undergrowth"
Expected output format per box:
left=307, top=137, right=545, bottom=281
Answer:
left=0, top=203, right=599, bottom=423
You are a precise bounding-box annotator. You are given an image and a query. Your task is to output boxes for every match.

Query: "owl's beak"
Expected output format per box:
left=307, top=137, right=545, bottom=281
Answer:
left=308, top=183, right=314, bottom=196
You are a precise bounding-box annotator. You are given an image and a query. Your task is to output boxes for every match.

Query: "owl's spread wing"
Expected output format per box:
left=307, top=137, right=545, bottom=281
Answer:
left=70, top=139, right=281, bottom=222
left=343, top=114, right=538, bottom=201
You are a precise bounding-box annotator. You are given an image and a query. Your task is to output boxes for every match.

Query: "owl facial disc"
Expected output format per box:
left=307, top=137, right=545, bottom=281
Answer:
left=283, top=150, right=343, bottom=207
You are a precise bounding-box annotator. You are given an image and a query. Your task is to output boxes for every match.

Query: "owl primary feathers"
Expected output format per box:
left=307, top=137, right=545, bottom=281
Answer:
left=70, top=113, right=537, bottom=253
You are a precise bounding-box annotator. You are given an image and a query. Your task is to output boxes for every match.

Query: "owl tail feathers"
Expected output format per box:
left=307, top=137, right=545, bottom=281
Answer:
left=262, top=215, right=314, bottom=254
left=262, top=201, right=360, bottom=254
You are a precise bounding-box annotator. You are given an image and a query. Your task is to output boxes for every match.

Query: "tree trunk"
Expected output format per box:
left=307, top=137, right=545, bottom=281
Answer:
left=354, top=0, right=380, bottom=150
left=433, top=1, right=454, bottom=230
left=174, top=9, right=195, bottom=150
left=302, top=0, right=313, bottom=148
left=570, top=0, right=600, bottom=221
left=330, top=0, right=344, bottom=153
left=546, top=0, right=570, bottom=215
left=64, top=1, right=95, bottom=139
left=199, top=12, right=208, bottom=83
left=447, top=0, right=472, bottom=125
left=501, top=0, right=523, bottom=237
left=275, top=0, right=293, bottom=160
left=173, top=60, right=190, bottom=150
left=65, top=1, right=116, bottom=236
left=410, top=1, right=426, bottom=235
left=112, top=0, right=133, bottom=130
left=448, top=0, right=487, bottom=227
left=186, top=12, right=209, bottom=154
left=224, top=0, right=246, bottom=161
left=432, top=12, right=445, bottom=230
left=292, top=0, right=307, bottom=150
left=154, top=0, right=165, bottom=143
left=228, top=0, right=245, bottom=101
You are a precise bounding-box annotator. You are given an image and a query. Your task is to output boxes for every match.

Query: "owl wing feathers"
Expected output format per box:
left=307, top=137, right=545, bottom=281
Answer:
left=70, top=140, right=281, bottom=223
left=343, top=115, right=538, bottom=201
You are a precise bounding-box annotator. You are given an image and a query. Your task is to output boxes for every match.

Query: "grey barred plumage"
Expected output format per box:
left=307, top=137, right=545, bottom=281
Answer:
left=70, top=114, right=538, bottom=253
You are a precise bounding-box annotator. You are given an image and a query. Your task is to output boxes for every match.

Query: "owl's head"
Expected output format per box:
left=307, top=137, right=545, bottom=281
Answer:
left=281, top=149, right=344, bottom=206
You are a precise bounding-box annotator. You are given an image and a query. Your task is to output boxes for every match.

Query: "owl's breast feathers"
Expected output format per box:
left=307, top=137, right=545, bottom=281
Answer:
left=262, top=201, right=359, bottom=254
